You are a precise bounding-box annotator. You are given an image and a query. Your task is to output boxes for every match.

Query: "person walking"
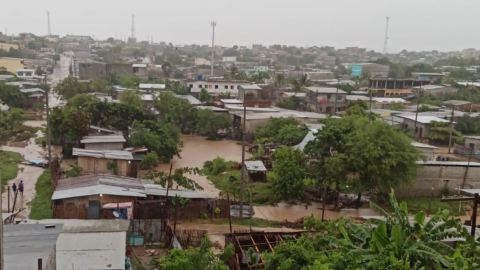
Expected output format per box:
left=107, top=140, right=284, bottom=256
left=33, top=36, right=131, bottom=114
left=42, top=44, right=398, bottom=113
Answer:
left=12, top=183, right=17, bottom=194
left=18, top=180, right=24, bottom=196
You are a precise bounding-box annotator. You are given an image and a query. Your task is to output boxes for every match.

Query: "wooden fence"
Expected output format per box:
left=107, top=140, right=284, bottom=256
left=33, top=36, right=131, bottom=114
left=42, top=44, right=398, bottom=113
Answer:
left=53, top=204, right=87, bottom=219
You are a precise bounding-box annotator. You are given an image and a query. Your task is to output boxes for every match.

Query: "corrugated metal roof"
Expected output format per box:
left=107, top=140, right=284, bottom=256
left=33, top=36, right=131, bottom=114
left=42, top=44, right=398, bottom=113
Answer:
left=346, top=95, right=370, bottom=101
left=244, top=160, right=267, bottom=171
left=80, top=135, right=126, bottom=144
left=132, top=63, right=147, bottom=68
left=176, top=94, right=201, bottom=105
left=19, top=87, right=45, bottom=93
left=460, top=189, right=480, bottom=195
left=465, top=136, right=480, bottom=140
left=397, top=115, right=451, bottom=124
left=144, top=184, right=212, bottom=198
left=139, top=83, right=166, bottom=89
left=417, top=161, right=480, bottom=167
left=373, top=97, right=407, bottom=103
left=52, top=174, right=147, bottom=200
left=239, top=85, right=262, bottom=90
left=4, top=224, right=63, bottom=270
left=72, top=148, right=133, bottom=160
left=306, top=87, right=347, bottom=94
left=23, top=219, right=130, bottom=232
left=411, top=141, right=439, bottom=149
left=56, top=231, right=126, bottom=270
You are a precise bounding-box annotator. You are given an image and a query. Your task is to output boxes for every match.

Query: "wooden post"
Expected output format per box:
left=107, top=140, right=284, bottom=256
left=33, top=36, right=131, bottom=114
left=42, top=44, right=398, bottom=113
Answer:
left=7, top=186, right=10, bottom=213
left=321, top=185, right=327, bottom=222
left=471, top=194, right=479, bottom=237
left=461, top=148, right=474, bottom=189
left=448, top=105, right=455, bottom=154
left=227, top=192, right=232, bottom=234
left=37, top=258, right=42, bottom=270
left=173, top=202, right=178, bottom=235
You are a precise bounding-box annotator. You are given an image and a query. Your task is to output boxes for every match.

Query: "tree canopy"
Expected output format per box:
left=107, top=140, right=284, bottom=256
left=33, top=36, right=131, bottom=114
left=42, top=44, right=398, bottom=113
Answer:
left=0, top=82, right=28, bottom=108
left=271, top=147, right=307, bottom=202
left=54, top=77, right=89, bottom=99
left=196, top=109, right=232, bottom=140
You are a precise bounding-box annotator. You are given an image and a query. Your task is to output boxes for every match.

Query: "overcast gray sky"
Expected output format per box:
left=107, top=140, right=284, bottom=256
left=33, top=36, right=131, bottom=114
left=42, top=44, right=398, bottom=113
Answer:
left=1, top=0, right=479, bottom=52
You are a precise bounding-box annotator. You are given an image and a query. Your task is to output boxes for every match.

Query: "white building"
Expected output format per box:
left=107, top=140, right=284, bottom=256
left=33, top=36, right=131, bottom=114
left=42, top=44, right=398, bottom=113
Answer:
left=185, top=79, right=251, bottom=97
left=194, top=58, right=211, bottom=66
left=15, top=69, right=36, bottom=79
left=222, top=56, right=237, bottom=62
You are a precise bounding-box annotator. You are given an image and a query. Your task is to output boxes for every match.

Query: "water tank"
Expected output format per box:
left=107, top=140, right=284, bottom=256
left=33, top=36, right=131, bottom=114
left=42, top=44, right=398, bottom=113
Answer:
left=198, top=75, right=203, bottom=80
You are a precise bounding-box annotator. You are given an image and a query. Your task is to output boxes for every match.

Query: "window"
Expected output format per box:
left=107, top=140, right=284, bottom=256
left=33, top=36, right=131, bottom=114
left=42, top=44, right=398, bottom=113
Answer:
left=17, top=72, right=23, bottom=76
left=336, top=95, right=343, bottom=101
left=215, top=85, right=219, bottom=89
left=230, top=85, right=234, bottom=89
left=26, top=72, right=32, bottom=76
left=189, top=84, right=193, bottom=88
left=199, top=84, right=203, bottom=88
left=470, top=143, right=475, bottom=149
left=224, top=85, right=228, bottom=89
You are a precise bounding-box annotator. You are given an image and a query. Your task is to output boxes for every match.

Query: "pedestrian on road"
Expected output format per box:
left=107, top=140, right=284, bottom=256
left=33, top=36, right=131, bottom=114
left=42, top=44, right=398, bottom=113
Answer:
left=18, top=181, right=24, bottom=196
left=12, top=183, right=17, bottom=194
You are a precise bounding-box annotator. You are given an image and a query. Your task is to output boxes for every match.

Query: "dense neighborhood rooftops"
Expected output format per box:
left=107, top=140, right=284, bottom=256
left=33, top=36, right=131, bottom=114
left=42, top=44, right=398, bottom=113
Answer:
left=80, top=135, right=126, bottom=144
left=52, top=174, right=146, bottom=200
left=396, top=114, right=451, bottom=124
left=305, top=87, right=347, bottom=94
left=72, top=148, right=133, bottom=160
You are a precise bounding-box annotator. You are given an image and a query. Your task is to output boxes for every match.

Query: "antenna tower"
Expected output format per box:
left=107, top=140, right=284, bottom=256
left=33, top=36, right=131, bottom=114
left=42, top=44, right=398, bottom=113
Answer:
left=131, top=15, right=135, bottom=39
left=383, top=16, right=390, bottom=55
left=47, top=11, right=51, bottom=36
left=211, top=21, right=216, bottom=76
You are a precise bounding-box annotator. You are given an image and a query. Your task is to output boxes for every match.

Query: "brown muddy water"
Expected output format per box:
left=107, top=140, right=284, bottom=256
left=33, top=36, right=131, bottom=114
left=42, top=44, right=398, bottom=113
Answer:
left=156, top=135, right=380, bottom=222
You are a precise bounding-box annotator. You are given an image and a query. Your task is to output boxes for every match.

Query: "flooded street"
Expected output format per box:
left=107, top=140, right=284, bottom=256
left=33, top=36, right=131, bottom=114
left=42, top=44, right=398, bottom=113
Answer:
left=157, top=135, right=252, bottom=198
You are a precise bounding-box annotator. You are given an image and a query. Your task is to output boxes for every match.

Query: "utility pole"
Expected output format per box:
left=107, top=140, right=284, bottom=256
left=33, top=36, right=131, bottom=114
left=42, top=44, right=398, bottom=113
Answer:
left=210, top=21, right=216, bottom=77
left=383, top=16, right=390, bottom=55
left=413, top=83, right=422, bottom=141
left=47, top=11, right=51, bottom=36
left=0, top=157, right=3, bottom=269
left=131, top=15, right=135, bottom=39
left=239, top=105, right=246, bottom=219
left=461, top=148, right=474, bottom=189
left=333, top=77, right=340, bottom=115
left=44, top=76, right=52, bottom=169
left=448, top=104, right=455, bottom=154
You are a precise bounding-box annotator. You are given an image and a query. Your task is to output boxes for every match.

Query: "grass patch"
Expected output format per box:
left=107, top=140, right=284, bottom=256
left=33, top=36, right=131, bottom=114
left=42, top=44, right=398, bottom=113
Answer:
left=29, top=169, right=53, bottom=220
left=35, top=135, right=46, bottom=145
left=202, top=158, right=275, bottom=205
left=398, top=197, right=465, bottom=216
left=0, top=151, right=21, bottom=191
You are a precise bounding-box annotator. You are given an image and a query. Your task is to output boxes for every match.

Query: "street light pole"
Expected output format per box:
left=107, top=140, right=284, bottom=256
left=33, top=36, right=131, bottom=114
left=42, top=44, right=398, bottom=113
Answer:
left=43, top=76, right=52, bottom=169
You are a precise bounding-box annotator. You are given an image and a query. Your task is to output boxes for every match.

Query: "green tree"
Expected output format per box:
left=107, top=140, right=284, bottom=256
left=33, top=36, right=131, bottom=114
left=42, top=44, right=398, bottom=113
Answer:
left=427, top=121, right=462, bottom=144
left=0, top=82, right=28, bottom=108
left=119, top=75, right=141, bottom=88
left=50, top=107, right=91, bottom=151
left=153, top=92, right=198, bottom=132
left=0, top=108, right=24, bottom=140
left=196, top=109, right=232, bottom=140
left=65, top=164, right=83, bottom=178
left=140, top=151, right=160, bottom=170
left=389, top=102, right=406, bottom=110
left=272, top=148, right=307, bottom=202
left=90, top=77, right=110, bottom=93
left=173, top=69, right=185, bottom=79
left=158, top=237, right=233, bottom=270
left=198, top=88, right=211, bottom=103
left=54, top=77, right=89, bottom=99
left=274, top=73, right=286, bottom=88
left=67, top=94, right=99, bottom=109
left=456, top=114, right=480, bottom=135
left=146, top=167, right=203, bottom=191
left=255, top=117, right=300, bottom=144
left=161, top=61, right=172, bottom=78
left=120, top=89, right=143, bottom=109
left=292, top=74, right=311, bottom=93
left=276, top=96, right=302, bottom=110
left=248, top=72, right=270, bottom=84
left=275, top=124, right=308, bottom=146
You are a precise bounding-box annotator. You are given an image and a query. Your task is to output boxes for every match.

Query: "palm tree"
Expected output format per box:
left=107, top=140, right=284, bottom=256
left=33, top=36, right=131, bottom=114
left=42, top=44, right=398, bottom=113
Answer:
left=161, top=61, right=172, bottom=78
left=227, top=66, right=239, bottom=80
left=292, top=74, right=310, bottom=93
left=274, top=73, right=285, bottom=88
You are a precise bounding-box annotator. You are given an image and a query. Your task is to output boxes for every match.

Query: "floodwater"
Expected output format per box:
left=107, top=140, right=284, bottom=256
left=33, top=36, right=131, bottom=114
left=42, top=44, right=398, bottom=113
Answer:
left=156, top=135, right=251, bottom=198
left=1, top=134, right=46, bottom=219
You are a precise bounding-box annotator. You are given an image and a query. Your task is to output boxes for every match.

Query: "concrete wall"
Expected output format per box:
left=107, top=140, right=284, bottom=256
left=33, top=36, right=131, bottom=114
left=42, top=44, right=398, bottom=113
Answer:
left=0, top=43, right=19, bottom=51
left=403, top=119, right=429, bottom=139
left=465, top=138, right=480, bottom=150
left=79, top=62, right=106, bottom=80
left=0, top=57, right=24, bottom=72
left=77, top=157, right=130, bottom=176
left=396, top=165, right=480, bottom=197
left=106, top=63, right=134, bottom=75
left=84, top=142, right=124, bottom=151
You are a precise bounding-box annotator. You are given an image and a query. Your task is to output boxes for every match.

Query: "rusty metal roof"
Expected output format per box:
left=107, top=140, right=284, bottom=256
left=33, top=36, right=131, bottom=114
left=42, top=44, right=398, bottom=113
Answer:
left=80, top=135, right=126, bottom=144
left=72, top=148, right=133, bottom=160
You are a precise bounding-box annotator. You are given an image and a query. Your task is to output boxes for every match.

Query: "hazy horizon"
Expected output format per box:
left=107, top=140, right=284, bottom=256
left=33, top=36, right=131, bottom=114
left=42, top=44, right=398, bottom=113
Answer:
left=1, top=0, right=479, bottom=52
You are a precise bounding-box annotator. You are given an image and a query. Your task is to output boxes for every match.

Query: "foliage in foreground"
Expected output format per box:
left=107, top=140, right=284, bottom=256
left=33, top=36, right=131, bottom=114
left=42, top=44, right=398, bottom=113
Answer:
left=263, top=190, right=480, bottom=270
left=0, top=151, right=21, bottom=191
left=158, top=236, right=234, bottom=270
left=29, top=169, right=53, bottom=219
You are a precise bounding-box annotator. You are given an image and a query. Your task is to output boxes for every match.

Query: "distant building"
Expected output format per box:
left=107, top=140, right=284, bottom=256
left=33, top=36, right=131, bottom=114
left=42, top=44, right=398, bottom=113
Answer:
left=369, top=78, right=430, bottom=89
left=64, top=34, right=92, bottom=41
left=194, top=58, right=211, bottom=66
left=321, top=56, right=336, bottom=66
left=78, top=60, right=106, bottom=80
left=238, top=85, right=275, bottom=108
left=72, top=148, right=140, bottom=177
left=412, top=85, right=458, bottom=97
left=15, top=68, right=36, bottom=79
left=305, top=87, right=347, bottom=114
left=81, top=135, right=126, bottom=151
left=443, top=100, right=474, bottom=112
left=0, top=57, right=25, bottom=73
left=222, top=56, right=237, bottom=62
left=411, top=72, right=445, bottom=82
left=354, top=63, right=390, bottom=77
left=106, top=63, right=135, bottom=76
left=397, top=114, right=451, bottom=139
left=0, top=42, right=18, bottom=51
left=185, top=79, right=250, bottom=98
left=372, top=97, right=410, bottom=109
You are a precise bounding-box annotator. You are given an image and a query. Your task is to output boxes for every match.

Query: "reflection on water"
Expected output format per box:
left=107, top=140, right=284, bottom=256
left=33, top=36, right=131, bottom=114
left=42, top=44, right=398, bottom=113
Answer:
left=156, top=135, right=252, bottom=198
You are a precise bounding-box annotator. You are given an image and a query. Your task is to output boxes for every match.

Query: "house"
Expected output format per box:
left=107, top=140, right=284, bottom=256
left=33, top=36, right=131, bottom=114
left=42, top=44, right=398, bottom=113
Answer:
left=465, top=136, right=480, bottom=150
left=305, top=87, right=347, bottom=114
left=220, top=99, right=243, bottom=107
left=397, top=114, right=451, bottom=139
left=23, top=219, right=130, bottom=270
left=78, top=60, right=106, bottom=80
left=443, top=100, right=474, bottom=112
left=72, top=148, right=137, bottom=177
left=80, top=135, right=126, bottom=150
left=106, top=63, right=135, bottom=76
left=132, top=63, right=148, bottom=78
left=15, top=68, right=36, bottom=80
left=194, top=57, right=211, bottom=66
left=0, top=57, right=25, bottom=73
left=4, top=223, right=62, bottom=270
left=412, top=141, right=439, bottom=161
left=186, top=79, right=250, bottom=98
left=52, top=174, right=147, bottom=218
left=88, top=125, right=122, bottom=136
left=139, top=83, right=166, bottom=91
left=19, top=87, right=45, bottom=106
left=372, top=97, right=410, bottom=109
left=411, top=72, right=445, bottom=82
left=412, top=85, right=458, bottom=97
left=243, top=160, right=267, bottom=182
left=238, top=84, right=275, bottom=108
left=353, top=63, right=390, bottom=77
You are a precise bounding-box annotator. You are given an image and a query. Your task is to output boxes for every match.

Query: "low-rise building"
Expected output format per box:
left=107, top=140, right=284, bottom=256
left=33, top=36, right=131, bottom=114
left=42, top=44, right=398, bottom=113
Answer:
left=139, top=83, right=166, bottom=91
left=15, top=68, right=36, bottom=79
left=72, top=148, right=138, bottom=177
left=80, top=135, right=126, bottom=151
left=0, top=57, right=25, bottom=73
left=412, top=141, right=439, bottom=161
left=78, top=60, right=106, bottom=80
left=443, top=100, right=474, bottom=112
left=132, top=63, right=148, bottom=78
left=186, top=79, right=250, bottom=98
left=369, top=78, right=429, bottom=89
left=238, top=85, right=274, bottom=108
left=353, top=63, right=390, bottom=77
left=0, top=42, right=19, bottom=51
left=305, top=87, right=347, bottom=114
left=465, top=136, right=480, bottom=150
left=397, top=114, right=451, bottom=139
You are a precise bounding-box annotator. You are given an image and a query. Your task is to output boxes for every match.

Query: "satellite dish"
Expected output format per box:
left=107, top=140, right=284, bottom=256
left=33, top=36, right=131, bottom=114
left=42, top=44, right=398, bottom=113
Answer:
left=113, top=211, right=119, bottom=218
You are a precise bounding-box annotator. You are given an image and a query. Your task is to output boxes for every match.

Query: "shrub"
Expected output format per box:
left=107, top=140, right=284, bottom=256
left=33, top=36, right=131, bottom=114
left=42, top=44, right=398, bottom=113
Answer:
left=140, top=152, right=159, bottom=170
